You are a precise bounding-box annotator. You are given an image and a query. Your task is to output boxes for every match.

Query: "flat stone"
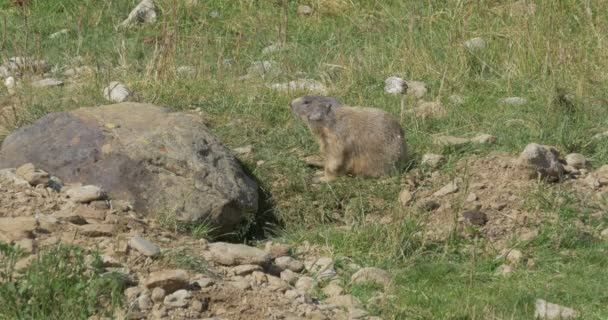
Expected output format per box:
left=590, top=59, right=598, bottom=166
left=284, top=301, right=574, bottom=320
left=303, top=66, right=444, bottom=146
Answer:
left=295, top=276, right=314, bottom=293
left=564, top=153, right=586, bottom=169
left=322, top=283, right=343, bottom=297
left=163, top=289, right=191, bottom=308
left=351, top=267, right=391, bottom=287
left=500, top=96, right=527, bottom=106
left=0, top=217, right=38, bottom=241
left=280, top=269, right=298, bottom=285
left=297, top=5, right=313, bottom=15
left=275, top=256, right=304, bottom=272
left=65, top=185, right=105, bottom=203
left=325, top=295, right=361, bottom=308
left=470, top=134, right=497, bottom=145
left=232, top=264, right=263, bottom=276
left=464, top=37, right=486, bottom=51
left=264, top=242, right=291, bottom=259
left=205, top=242, right=271, bottom=266
left=31, top=78, right=64, bottom=88
left=398, top=190, right=413, bottom=207
left=433, top=135, right=470, bottom=147
left=230, top=279, right=251, bottom=290
left=433, top=181, right=459, bottom=197
left=421, top=153, right=445, bottom=168
left=534, top=299, right=579, bottom=319
left=151, top=287, right=166, bottom=303
left=129, top=236, right=160, bottom=257
left=144, top=269, right=189, bottom=293
left=78, top=224, right=115, bottom=237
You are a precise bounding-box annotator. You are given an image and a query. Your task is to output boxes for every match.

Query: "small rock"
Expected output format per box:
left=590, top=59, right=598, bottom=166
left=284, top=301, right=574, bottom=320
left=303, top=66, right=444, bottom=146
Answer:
left=398, top=190, right=413, bottom=207
left=275, top=256, right=304, bottom=272
left=405, top=80, right=428, bottom=98
left=506, top=249, right=523, bottom=265
left=16, top=163, right=49, bottom=186
left=470, top=134, right=497, bottom=145
left=297, top=5, right=313, bottom=16
left=6, top=57, right=50, bottom=73
left=516, top=143, right=565, bottom=180
left=124, top=287, right=143, bottom=301
left=65, top=185, right=105, bottom=203
left=246, top=61, right=280, bottom=78
left=491, top=202, right=507, bottom=210
left=309, top=257, right=336, bottom=279
left=448, top=94, right=465, bottom=106
left=264, top=242, right=291, bottom=259
left=49, top=29, right=69, bottom=39
left=295, top=276, right=314, bottom=293
left=462, top=210, right=488, bottom=226
left=232, top=264, right=263, bottom=276
left=564, top=153, right=586, bottom=169
left=14, top=238, right=35, bottom=253
left=592, top=131, right=608, bottom=140
left=233, top=145, right=253, bottom=156
left=209, top=10, right=220, bottom=18
left=78, top=224, right=116, bottom=237
left=230, top=279, right=251, bottom=290
left=176, top=66, right=197, bottom=77
left=144, top=269, right=189, bottom=293
left=384, top=76, right=406, bottom=95
left=151, top=287, right=166, bottom=303
left=195, top=278, right=215, bottom=288
left=269, top=79, right=328, bottom=95
left=433, top=181, right=459, bottom=197
left=322, top=283, right=343, bottom=297
left=164, top=289, right=192, bottom=308
left=466, top=193, right=478, bottom=202
left=464, top=37, right=487, bottom=52
left=31, top=78, right=64, bottom=88
left=103, top=81, right=134, bottom=103
left=495, top=264, right=513, bottom=277
left=500, top=96, right=527, bottom=106
left=534, top=299, right=579, bottom=319
left=421, top=153, right=445, bottom=168
left=351, top=267, right=391, bottom=287
left=433, top=135, right=470, bottom=147
left=205, top=242, right=272, bottom=266
left=120, top=0, right=157, bottom=27
left=137, top=294, right=153, bottom=310
left=64, top=66, right=94, bottom=78
left=129, top=236, right=160, bottom=257
left=4, top=76, right=16, bottom=94
left=349, top=308, right=368, bottom=319
left=191, top=299, right=207, bottom=312
left=280, top=269, right=298, bottom=285
left=325, top=295, right=361, bottom=308
left=600, top=228, right=608, bottom=239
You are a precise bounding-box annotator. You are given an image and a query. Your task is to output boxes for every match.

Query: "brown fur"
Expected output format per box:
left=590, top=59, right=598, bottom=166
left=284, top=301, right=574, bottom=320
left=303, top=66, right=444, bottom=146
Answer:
left=290, top=95, right=407, bottom=181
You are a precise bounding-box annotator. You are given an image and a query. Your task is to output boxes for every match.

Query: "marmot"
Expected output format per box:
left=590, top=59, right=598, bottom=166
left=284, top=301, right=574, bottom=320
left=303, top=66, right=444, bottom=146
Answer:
left=290, top=95, right=407, bottom=182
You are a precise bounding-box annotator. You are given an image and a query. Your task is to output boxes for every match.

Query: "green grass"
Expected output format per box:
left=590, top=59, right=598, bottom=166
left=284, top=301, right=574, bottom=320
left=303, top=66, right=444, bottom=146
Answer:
left=1, top=0, right=608, bottom=318
left=0, top=242, right=125, bottom=320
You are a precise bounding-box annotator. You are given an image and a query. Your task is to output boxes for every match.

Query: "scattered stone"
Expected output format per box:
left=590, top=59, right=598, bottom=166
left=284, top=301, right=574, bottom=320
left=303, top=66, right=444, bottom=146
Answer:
left=233, top=145, right=253, bottom=156
left=144, top=269, right=189, bottom=293
left=137, top=294, right=153, bottom=310
left=264, top=242, right=291, bottom=259
left=4, top=76, right=16, bottom=94
left=495, top=264, right=513, bottom=277
left=500, top=96, right=527, bottom=106
left=405, top=80, right=428, bottom=98
left=297, top=5, right=313, bottom=16
left=205, top=242, right=271, bottom=266
left=191, top=299, right=207, bottom=312
left=564, top=153, right=586, bottom=169
left=464, top=37, right=487, bottom=52
left=349, top=308, right=369, bottom=319
left=78, top=224, right=116, bottom=237
left=66, top=185, right=105, bottom=203
left=516, top=143, right=564, bottom=180
left=246, top=61, right=280, bottom=78
left=433, top=135, right=470, bottom=147
left=462, top=210, right=488, bottom=226
left=325, top=295, right=361, bottom=308
left=322, top=283, right=343, bottom=297
left=280, top=269, right=298, bottom=285
left=309, top=257, right=336, bottom=279
left=534, top=299, right=579, bottom=319
left=49, top=29, right=69, bottom=39
left=433, top=181, right=459, bottom=197
left=103, top=81, right=134, bottom=103
left=232, top=264, right=263, bottom=276
left=151, top=287, right=166, bottom=303
left=398, top=190, right=413, bottom=207
left=6, top=57, right=50, bottom=73
left=600, top=228, right=608, bottom=240
left=129, top=236, right=160, bottom=257
left=269, top=79, right=328, bottom=95
left=64, top=66, right=94, bottom=78
left=384, top=76, right=406, bottom=95
left=124, top=287, right=143, bottom=301
left=120, top=0, right=157, bottom=28
left=275, top=256, right=304, bottom=272
left=164, top=289, right=192, bottom=308
left=470, top=134, right=497, bottom=145
left=448, top=94, right=465, bottom=106
left=421, top=153, right=445, bottom=168
left=466, top=193, right=478, bottom=202
left=506, top=249, right=523, bottom=265
left=16, top=163, right=49, bottom=186
left=31, top=78, right=63, bottom=88
left=230, top=279, right=251, bottom=290
left=295, top=276, right=314, bottom=293
left=209, top=10, right=220, bottom=18
left=195, top=277, right=215, bottom=288
left=351, top=267, right=391, bottom=287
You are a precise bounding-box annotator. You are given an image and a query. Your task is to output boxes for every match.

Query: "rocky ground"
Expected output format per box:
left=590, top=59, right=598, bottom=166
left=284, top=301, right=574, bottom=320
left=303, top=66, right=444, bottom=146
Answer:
left=0, top=163, right=388, bottom=320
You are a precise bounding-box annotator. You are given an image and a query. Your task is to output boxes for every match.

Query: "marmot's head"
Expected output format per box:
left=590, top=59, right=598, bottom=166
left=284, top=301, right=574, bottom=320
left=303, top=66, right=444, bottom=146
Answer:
left=290, top=96, right=341, bottom=127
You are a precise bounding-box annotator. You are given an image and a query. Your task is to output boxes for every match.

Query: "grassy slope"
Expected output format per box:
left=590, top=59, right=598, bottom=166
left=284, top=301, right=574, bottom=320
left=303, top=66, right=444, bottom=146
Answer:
left=1, top=0, right=608, bottom=318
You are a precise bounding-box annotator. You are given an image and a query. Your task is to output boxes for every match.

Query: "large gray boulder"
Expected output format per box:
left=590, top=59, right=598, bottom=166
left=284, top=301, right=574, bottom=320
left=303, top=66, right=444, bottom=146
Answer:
left=0, top=103, right=258, bottom=233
